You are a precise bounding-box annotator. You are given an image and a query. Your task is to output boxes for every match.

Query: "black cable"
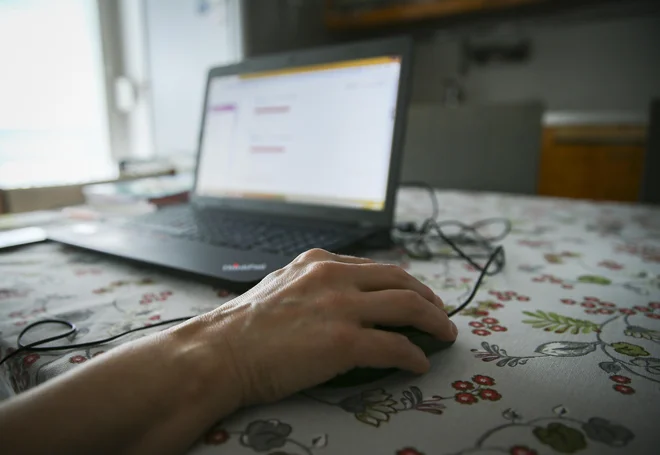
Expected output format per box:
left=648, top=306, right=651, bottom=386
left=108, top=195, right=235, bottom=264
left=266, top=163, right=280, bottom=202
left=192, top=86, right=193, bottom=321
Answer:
left=430, top=220, right=506, bottom=276
left=397, top=182, right=510, bottom=317
left=399, top=181, right=439, bottom=223
left=446, top=245, right=504, bottom=317
left=0, top=316, right=193, bottom=367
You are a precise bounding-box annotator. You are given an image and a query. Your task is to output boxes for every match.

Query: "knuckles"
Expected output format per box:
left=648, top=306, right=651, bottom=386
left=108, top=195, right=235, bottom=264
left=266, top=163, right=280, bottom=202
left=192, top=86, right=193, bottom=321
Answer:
left=297, top=248, right=331, bottom=263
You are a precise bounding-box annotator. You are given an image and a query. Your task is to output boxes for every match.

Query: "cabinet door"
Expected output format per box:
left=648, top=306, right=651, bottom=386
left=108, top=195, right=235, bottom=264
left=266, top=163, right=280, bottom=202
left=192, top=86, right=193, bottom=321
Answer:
left=538, top=126, right=646, bottom=202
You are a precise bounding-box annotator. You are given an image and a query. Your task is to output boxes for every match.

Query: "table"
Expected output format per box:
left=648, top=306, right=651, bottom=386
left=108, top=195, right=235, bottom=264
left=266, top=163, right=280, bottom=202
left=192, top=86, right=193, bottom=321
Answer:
left=1, top=190, right=659, bottom=454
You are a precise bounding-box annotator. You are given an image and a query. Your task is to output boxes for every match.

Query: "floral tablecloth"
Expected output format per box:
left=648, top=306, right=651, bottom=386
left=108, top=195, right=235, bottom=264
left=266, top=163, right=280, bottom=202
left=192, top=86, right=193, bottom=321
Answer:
left=1, top=190, right=659, bottom=455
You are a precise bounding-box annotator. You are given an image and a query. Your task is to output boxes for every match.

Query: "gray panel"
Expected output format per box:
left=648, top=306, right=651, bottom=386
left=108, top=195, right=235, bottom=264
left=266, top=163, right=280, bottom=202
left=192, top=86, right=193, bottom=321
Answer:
left=401, top=102, right=544, bottom=194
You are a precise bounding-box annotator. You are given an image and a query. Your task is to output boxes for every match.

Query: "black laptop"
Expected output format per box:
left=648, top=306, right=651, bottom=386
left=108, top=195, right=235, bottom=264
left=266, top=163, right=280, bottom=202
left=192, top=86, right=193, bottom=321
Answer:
left=48, top=37, right=413, bottom=289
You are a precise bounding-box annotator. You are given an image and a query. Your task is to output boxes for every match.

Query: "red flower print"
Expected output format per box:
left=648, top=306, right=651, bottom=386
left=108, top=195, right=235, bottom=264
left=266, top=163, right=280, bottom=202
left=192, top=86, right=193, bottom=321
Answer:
left=469, top=321, right=485, bottom=328
left=599, top=301, right=616, bottom=308
left=646, top=313, right=660, bottom=320
left=397, top=448, right=424, bottom=455
left=561, top=284, right=574, bottom=289
left=23, top=353, right=40, bottom=367
left=9, top=311, right=22, bottom=318
left=613, top=384, right=635, bottom=395
left=455, top=393, right=478, bottom=405
left=488, top=290, right=499, bottom=295
left=482, top=317, right=499, bottom=324
left=581, top=302, right=596, bottom=308
left=561, top=299, right=576, bottom=305
left=452, top=381, right=474, bottom=391
left=14, top=321, right=27, bottom=327
left=474, top=310, right=489, bottom=316
left=532, top=277, right=543, bottom=282
left=490, top=303, right=504, bottom=309
left=516, top=296, right=530, bottom=301
left=634, top=306, right=650, bottom=312
left=599, top=260, right=623, bottom=270
left=472, top=329, right=491, bottom=336
left=650, top=302, right=660, bottom=309
left=478, top=388, right=501, bottom=401
left=610, top=375, right=631, bottom=384
left=472, top=375, right=495, bottom=386
left=598, top=308, right=615, bottom=315
left=69, top=355, right=87, bottom=364
left=491, top=325, right=508, bottom=332
left=149, top=315, right=161, bottom=321
left=204, top=428, right=229, bottom=445
left=584, top=296, right=600, bottom=301
left=618, top=308, right=636, bottom=315
left=510, top=446, right=538, bottom=455
left=498, top=296, right=511, bottom=301
left=585, top=310, right=597, bottom=315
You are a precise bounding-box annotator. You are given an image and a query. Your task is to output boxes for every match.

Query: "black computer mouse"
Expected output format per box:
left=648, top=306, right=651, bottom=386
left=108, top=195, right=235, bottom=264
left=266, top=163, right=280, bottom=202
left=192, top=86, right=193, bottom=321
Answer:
left=320, top=326, right=455, bottom=388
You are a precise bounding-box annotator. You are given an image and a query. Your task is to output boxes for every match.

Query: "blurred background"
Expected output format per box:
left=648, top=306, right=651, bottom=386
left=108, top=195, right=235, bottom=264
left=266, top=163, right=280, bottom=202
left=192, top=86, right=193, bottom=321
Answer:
left=0, top=0, right=658, bottom=215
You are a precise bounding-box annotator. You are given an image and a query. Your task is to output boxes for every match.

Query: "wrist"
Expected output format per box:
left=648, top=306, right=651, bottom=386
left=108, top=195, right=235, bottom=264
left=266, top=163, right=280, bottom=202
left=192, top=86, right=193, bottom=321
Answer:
left=165, top=317, right=244, bottom=422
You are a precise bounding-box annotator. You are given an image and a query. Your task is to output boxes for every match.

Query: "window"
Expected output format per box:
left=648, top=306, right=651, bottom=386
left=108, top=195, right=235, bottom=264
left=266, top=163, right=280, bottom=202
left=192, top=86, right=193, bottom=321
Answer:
left=0, top=0, right=116, bottom=187
left=0, top=0, right=243, bottom=188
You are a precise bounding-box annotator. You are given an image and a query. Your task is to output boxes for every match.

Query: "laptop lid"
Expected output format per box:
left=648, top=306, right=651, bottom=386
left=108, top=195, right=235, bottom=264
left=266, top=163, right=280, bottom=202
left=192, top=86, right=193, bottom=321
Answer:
left=192, top=37, right=413, bottom=228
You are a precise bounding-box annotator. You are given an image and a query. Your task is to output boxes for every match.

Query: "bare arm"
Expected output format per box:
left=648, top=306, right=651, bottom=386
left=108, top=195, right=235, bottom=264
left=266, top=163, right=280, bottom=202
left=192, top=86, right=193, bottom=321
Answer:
left=0, top=249, right=457, bottom=454
left=0, top=323, right=240, bottom=455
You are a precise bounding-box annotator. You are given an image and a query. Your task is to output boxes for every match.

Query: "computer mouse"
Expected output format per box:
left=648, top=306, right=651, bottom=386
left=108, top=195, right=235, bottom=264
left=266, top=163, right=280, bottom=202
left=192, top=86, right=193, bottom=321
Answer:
left=320, top=326, right=455, bottom=388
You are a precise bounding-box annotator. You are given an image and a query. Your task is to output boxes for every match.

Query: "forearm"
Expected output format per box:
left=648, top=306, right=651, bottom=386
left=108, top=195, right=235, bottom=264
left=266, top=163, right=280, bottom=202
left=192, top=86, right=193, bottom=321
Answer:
left=0, top=320, right=241, bottom=455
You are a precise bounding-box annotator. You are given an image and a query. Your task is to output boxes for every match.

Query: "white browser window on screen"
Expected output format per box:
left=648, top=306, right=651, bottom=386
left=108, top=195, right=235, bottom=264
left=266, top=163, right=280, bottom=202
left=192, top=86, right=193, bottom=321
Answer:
left=196, top=56, right=402, bottom=211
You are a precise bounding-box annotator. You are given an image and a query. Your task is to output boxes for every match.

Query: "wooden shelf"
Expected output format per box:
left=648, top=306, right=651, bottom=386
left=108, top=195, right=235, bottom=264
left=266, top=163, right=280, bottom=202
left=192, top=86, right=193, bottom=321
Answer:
left=325, top=0, right=546, bottom=29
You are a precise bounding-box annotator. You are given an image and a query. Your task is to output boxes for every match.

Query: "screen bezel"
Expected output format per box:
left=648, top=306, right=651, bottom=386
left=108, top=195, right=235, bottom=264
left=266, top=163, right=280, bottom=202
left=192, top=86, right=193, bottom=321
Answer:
left=192, top=36, right=413, bottom=229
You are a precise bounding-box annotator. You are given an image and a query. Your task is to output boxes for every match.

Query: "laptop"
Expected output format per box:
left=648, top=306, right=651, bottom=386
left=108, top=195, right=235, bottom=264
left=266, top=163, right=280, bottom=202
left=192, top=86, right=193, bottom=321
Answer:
left=48, top=37, right=413, bottom=290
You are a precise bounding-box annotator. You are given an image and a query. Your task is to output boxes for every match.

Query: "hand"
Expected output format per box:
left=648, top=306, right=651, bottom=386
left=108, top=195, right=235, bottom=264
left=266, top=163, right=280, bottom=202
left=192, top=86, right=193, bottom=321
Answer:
left=185, top=249, right=457, bottom=407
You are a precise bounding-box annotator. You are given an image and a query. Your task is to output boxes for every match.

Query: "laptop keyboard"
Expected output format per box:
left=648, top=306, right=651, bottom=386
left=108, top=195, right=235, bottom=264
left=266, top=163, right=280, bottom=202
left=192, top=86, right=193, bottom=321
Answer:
left=130, top=206, right=355, bottom=256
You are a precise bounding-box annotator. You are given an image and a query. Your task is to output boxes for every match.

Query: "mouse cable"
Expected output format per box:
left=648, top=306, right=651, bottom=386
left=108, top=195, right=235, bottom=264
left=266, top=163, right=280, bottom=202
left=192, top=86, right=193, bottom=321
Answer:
left=445, top=245, right=504, bottom=318
left=398, top=181, right=439, bottom=222
left=396, top=182, right=509, bottom=317
left=0, top=316, right=194, bottom=367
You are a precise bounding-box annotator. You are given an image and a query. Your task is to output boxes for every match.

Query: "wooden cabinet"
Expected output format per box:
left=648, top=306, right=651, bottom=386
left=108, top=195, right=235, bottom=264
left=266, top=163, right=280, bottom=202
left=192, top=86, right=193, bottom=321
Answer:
left=325, top=0, right=545, bottom=29
left=538, top=125, right=647, bottom=202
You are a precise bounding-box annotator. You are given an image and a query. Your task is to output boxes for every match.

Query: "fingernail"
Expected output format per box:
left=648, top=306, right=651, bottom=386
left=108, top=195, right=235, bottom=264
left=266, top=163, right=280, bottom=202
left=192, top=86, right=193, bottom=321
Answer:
left=451, top=321, right=458, bottom=336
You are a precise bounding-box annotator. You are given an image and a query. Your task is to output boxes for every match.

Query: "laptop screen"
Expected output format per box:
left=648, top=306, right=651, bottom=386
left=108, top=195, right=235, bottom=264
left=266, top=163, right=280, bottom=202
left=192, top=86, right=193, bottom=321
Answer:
left=195, top=55, right=402, bottom=211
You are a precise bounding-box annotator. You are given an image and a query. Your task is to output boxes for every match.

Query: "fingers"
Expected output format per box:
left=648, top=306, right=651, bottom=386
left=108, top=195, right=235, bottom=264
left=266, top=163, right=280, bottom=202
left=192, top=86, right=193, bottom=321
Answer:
left=356, top=290, right=457, bottom=341
left=351, top=263, right=444, bottom=309
left=351, top=328, right=430, bottom=374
